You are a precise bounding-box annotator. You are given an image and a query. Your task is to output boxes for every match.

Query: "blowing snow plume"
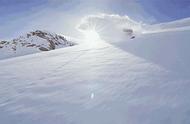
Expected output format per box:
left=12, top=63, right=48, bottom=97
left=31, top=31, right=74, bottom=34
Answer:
left=78, top=14, right=144, bottom=42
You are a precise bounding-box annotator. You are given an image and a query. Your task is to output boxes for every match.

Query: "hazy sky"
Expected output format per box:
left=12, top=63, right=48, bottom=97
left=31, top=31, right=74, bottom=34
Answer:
left=0, top=0, right=190, bottom=39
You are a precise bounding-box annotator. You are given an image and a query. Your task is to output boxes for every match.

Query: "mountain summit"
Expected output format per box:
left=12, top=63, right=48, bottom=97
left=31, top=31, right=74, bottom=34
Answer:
left=0, top=30, right=75, bottom=59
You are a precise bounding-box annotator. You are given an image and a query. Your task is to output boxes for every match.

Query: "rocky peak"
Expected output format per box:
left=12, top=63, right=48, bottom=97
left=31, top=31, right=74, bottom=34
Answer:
left=0, top=30, right=76, bottom=59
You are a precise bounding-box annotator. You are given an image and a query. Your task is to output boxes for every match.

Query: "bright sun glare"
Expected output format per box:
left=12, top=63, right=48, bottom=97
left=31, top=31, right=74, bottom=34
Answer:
left=83, top=30, right=100, bottom=42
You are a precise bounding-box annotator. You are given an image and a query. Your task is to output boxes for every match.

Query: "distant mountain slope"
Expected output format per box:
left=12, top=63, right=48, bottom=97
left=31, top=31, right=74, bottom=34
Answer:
left=143, top=17, right=190, bottom=33
left=154, top=17, right=190, bottom=29
left=0, top=30, right=75, bottom=60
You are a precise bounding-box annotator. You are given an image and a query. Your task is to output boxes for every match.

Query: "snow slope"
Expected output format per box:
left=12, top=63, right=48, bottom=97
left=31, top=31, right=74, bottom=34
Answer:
left=143, top=17, right=190, bottom=33
left=0, top=30, right=75, bottom=60
left=0, top=24, right=190, bottom=124
left=153, top=17, right=190, bottom=30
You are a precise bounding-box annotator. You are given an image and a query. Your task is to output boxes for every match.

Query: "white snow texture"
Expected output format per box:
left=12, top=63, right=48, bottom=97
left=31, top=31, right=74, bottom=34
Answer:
left=0, top=14, right=190, bottom=124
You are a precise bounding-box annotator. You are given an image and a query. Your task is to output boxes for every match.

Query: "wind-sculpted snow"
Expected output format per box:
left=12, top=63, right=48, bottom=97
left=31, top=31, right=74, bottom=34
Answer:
left=78, top=14, right=144, bottom=41
left=143, top=17, right=190, bottom=34
left=78, top=14, right=190, bottom=40
left=154, top=17, right=190, bottom=30
left=0, top=27, right=190, bottom=124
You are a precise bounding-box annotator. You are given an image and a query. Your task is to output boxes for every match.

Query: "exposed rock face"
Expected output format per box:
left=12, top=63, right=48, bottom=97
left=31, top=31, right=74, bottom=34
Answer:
left=0, top=30, right=76, bottom=59
left=0, top=30, right=75, bottom=51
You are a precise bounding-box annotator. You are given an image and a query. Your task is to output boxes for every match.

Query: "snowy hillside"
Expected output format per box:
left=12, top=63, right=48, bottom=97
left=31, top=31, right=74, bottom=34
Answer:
left=154, top=17, right=190, bottom=30
left=0, top=30, right=75, bottom=60
left=143, top=17, right=190, bottom=33
left=0, top=17, right=190, bottom=124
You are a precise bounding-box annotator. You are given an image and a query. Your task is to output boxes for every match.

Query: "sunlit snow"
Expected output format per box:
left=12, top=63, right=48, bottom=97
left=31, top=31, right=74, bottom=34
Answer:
left=0, top=15, right=190, bottom=124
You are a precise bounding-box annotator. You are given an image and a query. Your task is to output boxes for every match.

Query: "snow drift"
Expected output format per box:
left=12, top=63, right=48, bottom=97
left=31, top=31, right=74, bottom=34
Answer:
left=0, top=14, right=190, bottom=124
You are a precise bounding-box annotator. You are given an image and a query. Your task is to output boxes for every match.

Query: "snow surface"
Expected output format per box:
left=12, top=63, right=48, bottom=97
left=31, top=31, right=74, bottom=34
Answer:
left=0, top=18, right=190, bottom=124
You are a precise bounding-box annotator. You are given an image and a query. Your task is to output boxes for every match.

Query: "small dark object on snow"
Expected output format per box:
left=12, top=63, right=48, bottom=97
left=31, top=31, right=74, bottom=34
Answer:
left=39, top=47, right=49, bottom=51
left=123, top=29, right=133, bottom=35
left=131, top=36, right=135, bottom=39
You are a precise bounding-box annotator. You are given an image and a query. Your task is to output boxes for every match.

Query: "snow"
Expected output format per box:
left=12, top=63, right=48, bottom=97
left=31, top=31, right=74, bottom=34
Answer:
left=0, top=18, right=190, bottom=124
left=144, top=17, right=190, bottom=34
left=78, top=14, right=143, bottom=42
left=0, top=30, right=75, bottom=60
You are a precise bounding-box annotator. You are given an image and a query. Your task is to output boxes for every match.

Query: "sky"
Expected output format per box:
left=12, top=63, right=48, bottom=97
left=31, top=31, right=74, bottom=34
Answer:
left=0, top=0, right=190, bottom=39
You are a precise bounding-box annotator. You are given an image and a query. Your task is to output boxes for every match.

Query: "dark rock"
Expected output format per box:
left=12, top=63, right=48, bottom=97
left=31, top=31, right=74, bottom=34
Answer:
left=131, top=36, right=135, bottom=39
left=48, top=40, right=55, bottom=50
left=39, top=47, right=49, bottom=51
left=0, top=41, right=7, bottom=44
left=26, top=44, right=36, bottom=47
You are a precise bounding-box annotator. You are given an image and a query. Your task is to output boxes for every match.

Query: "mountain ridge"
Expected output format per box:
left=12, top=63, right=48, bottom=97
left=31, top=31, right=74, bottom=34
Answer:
left=0, top=30, right=76, bottom=60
